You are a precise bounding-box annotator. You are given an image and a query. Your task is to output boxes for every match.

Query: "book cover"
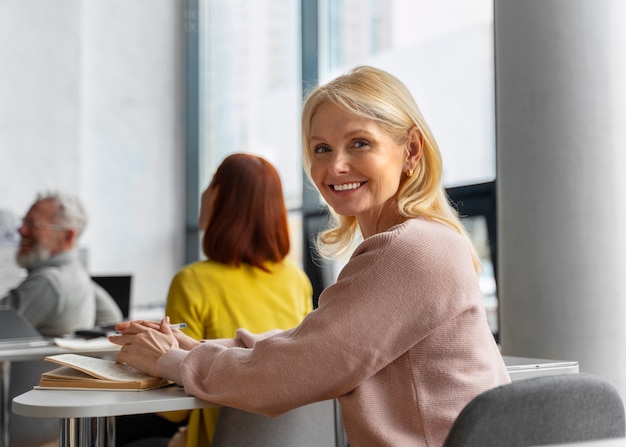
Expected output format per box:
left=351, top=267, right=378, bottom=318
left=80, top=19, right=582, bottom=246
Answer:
left=37, top=353, right=171, bottom=391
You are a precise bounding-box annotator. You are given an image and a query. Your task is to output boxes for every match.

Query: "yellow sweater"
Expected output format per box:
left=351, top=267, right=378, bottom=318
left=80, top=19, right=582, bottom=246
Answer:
left=164, top=258, right=313, bottom=446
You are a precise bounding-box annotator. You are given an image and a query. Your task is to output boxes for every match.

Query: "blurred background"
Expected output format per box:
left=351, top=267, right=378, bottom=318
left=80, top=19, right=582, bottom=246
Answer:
left=0, top=0, right=497, bottom=331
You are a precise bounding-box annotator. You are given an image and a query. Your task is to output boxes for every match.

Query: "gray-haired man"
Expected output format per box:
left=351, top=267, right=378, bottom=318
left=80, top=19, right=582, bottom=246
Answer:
left=0, top=192, right=122, bottom=336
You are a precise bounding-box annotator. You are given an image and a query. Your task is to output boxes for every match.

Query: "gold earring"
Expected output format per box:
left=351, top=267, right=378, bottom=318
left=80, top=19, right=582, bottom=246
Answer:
left=406, top=168, right=414, bottom=178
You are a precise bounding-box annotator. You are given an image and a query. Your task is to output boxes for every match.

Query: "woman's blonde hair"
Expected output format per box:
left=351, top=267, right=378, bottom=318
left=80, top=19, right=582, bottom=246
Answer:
left=301, top=66, right=480, bottom=271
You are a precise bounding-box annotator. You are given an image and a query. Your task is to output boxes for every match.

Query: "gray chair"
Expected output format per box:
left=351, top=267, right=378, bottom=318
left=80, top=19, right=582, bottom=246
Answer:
left=443, top=373, right=626, bottom=447
left=212, top=399, right=341, bottom=447
left=8, top=360, right=59, bottom=447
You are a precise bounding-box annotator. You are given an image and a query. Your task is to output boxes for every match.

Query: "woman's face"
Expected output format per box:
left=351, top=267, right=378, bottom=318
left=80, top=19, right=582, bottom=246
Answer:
left=308, top=103, right=413, bottom=237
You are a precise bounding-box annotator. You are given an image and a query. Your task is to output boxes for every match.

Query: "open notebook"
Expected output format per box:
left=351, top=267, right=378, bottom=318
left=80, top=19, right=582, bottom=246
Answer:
left=0, top=307, right=52, bottom=347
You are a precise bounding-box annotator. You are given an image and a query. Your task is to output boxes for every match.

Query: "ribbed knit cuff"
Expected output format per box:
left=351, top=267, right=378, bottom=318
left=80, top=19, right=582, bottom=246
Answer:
left=156, top=348, right=188, bottom=385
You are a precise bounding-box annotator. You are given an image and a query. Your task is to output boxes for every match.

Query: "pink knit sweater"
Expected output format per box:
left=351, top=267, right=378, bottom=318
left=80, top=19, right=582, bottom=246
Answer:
left=157, top=218, right=510, bottom=446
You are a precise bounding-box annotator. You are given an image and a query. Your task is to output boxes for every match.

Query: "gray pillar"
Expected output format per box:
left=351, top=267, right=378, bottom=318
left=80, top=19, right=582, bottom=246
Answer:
left=496, top=0, right=626, bottom=400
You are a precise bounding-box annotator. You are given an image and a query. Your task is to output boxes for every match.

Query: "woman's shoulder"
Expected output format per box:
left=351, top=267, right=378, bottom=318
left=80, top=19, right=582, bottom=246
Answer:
left=173, top=259, right=234, bottom=281
left=272, top=257, right=307, bottom=272
left=177, top=259, right=307, bottom=281
left=266, top=259, right=311, bottom=282
left=351, top=218, right=469, bottom=270
left=335, top=218, right=473, bottom=292
left=368, top=217, right=464, bottom=250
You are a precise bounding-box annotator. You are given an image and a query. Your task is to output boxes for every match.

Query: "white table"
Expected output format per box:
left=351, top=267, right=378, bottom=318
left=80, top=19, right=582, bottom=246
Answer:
left=0, top=341, right=120, bottom=447
left=12, top=355, right=580, bottom=447
left=0, top=342, right=119, bottom=364
left=13, top=385, right=215, bottom=447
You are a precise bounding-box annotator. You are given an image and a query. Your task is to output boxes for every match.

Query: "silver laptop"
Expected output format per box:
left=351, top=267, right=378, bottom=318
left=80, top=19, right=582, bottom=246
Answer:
left=504, top=355, right=579, bottom=381
left=0, top=307, right=52, bottom=347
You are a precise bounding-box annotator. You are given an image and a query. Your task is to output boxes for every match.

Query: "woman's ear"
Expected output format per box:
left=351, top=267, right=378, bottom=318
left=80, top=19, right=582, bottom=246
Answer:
left=405, top=126, right=423, bottom=172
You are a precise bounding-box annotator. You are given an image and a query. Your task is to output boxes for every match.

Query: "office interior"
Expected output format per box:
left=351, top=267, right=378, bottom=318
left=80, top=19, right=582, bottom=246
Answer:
left=0, top=0, right=624, bottom=414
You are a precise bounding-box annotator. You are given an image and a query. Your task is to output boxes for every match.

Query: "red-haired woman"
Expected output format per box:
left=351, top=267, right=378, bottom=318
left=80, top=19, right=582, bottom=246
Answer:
left=119, top=153, right=312, bottom=447
left=163, top=153, right=312, bottom=446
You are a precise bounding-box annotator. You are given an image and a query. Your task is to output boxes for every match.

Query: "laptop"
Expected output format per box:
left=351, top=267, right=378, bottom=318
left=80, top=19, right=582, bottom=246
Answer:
left=0, top=307, right=52, bottom=348
left=91, top=275, right=132, bottom=319
left=504, top=355, right=579, bottom=381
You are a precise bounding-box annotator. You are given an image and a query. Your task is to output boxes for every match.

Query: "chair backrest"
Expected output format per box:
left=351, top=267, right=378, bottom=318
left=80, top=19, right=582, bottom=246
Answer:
left=91, top=274, right=132, bottom=318
left=9, top=360, right=59, bottom=446
left=211, top=399, right=340, bottom=447
left=443, top=373, right=626, bottom=447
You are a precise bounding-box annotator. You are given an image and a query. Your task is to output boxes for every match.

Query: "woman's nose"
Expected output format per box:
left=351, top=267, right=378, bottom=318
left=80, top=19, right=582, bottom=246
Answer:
left=328, top=151, right=350, bottom=175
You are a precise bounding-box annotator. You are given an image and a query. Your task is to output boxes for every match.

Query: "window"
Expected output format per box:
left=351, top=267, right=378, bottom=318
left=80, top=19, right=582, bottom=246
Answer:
left=319, top=0, right=495, bottom=188
left=187, top=0, right=304, bottom=261
left=313, top=0, right=499, bottom=328
left=189, top=0, right=498, bottom=331
left=198, top=1, right=302, bottom=205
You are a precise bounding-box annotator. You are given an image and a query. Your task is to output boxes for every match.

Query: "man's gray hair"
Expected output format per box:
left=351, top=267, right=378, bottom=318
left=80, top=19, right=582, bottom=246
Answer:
left=36, top=191, right=88, bottom=236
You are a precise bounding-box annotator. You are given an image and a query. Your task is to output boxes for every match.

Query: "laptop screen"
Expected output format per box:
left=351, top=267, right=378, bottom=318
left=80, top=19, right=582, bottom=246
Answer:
left=91, top=275, right=131, bottom=319
left=0, top=307, right=48, bottom=345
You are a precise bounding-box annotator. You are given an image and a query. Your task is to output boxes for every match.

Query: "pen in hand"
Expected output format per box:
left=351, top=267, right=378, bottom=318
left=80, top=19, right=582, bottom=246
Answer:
left=114, top=322, right=187, bottom=334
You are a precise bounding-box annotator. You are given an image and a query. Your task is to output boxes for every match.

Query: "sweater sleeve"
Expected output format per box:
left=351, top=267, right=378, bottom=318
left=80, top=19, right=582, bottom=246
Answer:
left=5, top=275, right=59, bottom=327
left=169, top=221, right=479, bottom=416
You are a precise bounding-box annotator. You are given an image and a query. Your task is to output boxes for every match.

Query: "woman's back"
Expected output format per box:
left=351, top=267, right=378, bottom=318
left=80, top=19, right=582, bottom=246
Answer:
left=166, top=258, right=312, bottom=340
left=164, top=257, right=313, bottom=446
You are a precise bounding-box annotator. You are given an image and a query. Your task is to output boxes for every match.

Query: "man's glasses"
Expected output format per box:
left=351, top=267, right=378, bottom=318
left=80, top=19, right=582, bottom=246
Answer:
left=19, top=218, right=68, bottom=231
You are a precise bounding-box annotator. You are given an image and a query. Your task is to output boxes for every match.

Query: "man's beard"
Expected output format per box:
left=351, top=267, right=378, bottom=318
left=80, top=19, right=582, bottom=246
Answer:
left=16, top=244, right=52, bottom=269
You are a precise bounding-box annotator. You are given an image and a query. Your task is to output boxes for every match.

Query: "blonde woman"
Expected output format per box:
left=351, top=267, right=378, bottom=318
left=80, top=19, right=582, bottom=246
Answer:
left=112, top=66, right=509, bottom=446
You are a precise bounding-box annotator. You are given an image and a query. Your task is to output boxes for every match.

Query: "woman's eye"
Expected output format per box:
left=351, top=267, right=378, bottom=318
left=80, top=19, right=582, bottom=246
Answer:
left=353, top=139, right=369, bottom=149
left=313, top=145, right=330, bottom=154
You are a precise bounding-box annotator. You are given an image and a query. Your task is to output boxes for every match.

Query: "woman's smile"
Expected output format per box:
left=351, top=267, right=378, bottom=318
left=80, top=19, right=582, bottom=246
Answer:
left=331, top=181, right=364, bottom=192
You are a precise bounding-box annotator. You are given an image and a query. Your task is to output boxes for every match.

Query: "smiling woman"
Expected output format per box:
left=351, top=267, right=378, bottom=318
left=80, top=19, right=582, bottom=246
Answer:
left=308, top=102, right=420, bottom=239
left=301, top=66, right=479, bottom=265
left=110, top=66, right=509, bottom=447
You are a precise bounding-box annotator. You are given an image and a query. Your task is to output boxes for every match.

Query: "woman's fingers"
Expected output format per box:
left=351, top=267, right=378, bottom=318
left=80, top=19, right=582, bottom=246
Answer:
left=114, top=319, right=161, bottom=332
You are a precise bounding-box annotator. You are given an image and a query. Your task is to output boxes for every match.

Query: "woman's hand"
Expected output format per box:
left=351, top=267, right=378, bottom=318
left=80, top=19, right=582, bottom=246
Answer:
left=114, top=318, right=202, bottom=351
left=109, top=317, right=180, bottom=377
left=114, top=319, right=161, bottom=332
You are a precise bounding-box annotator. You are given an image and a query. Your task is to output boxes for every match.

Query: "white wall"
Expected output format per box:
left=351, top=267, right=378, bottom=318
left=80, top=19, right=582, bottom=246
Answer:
left=0, top=0, right=185, bottom=310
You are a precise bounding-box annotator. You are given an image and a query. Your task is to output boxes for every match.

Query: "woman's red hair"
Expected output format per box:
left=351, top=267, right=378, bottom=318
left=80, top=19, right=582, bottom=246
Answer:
left=202, top=153, right=290, bottom=271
